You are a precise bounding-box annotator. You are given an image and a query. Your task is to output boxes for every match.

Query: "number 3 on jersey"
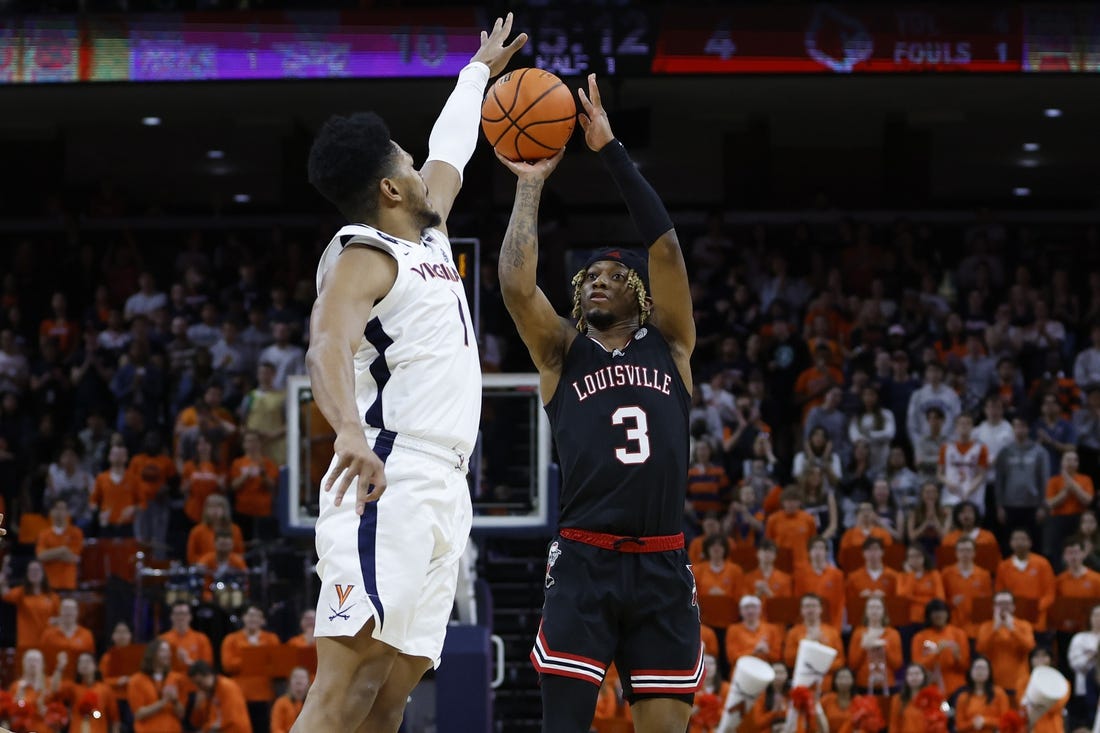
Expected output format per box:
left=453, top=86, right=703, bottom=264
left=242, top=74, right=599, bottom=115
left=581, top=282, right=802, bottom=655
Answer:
left=611, top=406, right=650, bottom=464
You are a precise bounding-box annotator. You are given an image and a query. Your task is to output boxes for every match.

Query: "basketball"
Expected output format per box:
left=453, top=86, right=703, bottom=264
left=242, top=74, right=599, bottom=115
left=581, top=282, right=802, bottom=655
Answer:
left=481, top=68, right=576, bottom=162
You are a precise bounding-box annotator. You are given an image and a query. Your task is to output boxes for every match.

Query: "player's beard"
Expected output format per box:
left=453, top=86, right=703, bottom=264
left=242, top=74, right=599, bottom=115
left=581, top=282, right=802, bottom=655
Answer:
left=414, top=204, right=442, bottom=233
left=585, top=307, right=616, bottom=331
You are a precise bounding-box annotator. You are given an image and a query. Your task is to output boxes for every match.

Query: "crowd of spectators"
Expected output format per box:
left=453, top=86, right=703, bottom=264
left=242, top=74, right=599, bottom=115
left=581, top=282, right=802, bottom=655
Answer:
left=5, top=207, right=1100, bottom=733
left=598, top=216, right=1100, bottom=733
left=0, top=228, right=317, bottom=732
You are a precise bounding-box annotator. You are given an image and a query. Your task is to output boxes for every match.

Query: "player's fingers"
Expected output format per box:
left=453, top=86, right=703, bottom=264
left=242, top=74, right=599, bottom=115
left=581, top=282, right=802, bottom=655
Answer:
left=577, top=113, right=591, bottom=131
left=480, top=30, right=487, bottom=45
left=500, top=11, right=513, bottom=38
left=489, top=15, right=503, bottom=38
left=588, top=73, right=603, bottom=107
left=503, top=32, right=528, bottom=54
left=331, top=470, right=355, bottom=508
left=577, top=88, right=592, bottom=113
left=322, top=455, right=349, bottom=494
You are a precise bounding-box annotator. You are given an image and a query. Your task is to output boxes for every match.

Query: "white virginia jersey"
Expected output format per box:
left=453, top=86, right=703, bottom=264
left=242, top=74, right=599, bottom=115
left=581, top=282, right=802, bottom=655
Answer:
left=315, top=223, right=481, bottom=455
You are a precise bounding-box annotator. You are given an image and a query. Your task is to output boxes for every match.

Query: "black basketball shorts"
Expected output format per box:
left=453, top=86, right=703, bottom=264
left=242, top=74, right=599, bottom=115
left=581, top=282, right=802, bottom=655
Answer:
left=529, top=529, right=704, bottom=703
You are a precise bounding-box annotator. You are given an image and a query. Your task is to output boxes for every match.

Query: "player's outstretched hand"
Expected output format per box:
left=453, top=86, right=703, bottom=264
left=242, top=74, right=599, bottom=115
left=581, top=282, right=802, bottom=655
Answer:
left=494, top=147, right=565, bottom=182
left=577, top=73, right=615, bottom=152
left=325, top=431, right=388, bottom=514
left=471, top=12, right=528, bottom=78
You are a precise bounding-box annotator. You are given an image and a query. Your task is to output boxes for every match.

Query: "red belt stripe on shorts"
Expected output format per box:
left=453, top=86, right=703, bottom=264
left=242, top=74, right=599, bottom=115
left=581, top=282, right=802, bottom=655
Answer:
left=558, top=528, right=684, bottom=552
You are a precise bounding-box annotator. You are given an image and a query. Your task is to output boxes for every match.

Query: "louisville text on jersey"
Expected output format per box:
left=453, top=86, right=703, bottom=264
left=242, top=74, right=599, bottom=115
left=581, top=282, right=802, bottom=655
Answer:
left=571, top=364, right=674, bottom=402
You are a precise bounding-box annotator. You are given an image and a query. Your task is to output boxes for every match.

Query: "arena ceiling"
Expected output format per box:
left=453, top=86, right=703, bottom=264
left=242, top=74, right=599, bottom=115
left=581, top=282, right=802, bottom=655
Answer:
left=1, top=73, right=1098, bottom=211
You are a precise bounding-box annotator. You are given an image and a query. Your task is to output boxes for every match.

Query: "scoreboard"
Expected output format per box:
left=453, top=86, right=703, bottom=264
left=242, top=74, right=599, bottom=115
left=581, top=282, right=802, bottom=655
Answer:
left=652, top=5, right=1022, bottom=73
left=2, top=5, right=1100, bottom=83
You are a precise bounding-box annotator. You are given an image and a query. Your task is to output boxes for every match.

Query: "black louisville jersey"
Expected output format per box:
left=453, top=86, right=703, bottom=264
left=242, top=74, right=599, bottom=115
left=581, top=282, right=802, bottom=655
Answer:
left=545, top=324, right=690, bottom=537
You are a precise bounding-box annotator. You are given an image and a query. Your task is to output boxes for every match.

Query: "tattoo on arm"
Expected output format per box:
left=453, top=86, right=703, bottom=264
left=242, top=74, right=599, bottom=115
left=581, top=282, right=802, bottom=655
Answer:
left=500, top=180, right=543, bottom=281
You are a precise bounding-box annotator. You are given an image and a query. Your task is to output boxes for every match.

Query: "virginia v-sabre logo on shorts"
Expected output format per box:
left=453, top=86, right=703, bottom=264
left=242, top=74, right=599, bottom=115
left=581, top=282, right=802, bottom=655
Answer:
left=545, top=542, right=561, bottom=589
left=329, top=584, right=356, bottom=621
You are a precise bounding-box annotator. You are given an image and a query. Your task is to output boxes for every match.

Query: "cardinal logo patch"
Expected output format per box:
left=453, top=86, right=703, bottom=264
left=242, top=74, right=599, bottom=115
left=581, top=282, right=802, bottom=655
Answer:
left=545, top=542, right=562, bottom=589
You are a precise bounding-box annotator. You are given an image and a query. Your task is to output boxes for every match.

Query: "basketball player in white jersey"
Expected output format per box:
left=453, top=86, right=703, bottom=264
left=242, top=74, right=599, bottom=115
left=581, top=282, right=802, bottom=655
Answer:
left=292, top=16, right=526, bottom=732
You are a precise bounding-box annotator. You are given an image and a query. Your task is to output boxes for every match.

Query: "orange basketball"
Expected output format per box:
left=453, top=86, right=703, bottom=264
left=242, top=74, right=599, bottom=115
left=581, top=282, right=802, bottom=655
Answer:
left=481, top=68, right=576, bottom=162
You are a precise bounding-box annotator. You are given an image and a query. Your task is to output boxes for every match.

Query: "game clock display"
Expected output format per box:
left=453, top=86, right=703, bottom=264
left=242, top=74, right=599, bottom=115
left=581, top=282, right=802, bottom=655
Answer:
left=511, top=6, right=656, bottom=77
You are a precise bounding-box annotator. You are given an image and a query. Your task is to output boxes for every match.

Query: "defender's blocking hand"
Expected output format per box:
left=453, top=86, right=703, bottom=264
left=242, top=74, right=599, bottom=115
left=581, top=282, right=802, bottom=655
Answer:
left=471, top=12, right=528, bottom=78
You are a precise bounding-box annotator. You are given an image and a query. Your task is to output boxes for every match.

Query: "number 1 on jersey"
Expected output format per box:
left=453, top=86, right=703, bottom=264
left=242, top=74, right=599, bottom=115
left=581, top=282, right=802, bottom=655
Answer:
left=611, top=406, right=650, bottom=464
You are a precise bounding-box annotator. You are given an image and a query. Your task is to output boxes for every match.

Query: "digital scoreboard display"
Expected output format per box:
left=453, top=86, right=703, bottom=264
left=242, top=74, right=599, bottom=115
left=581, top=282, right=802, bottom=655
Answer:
left=0, top=9, right=482, bottom=83
left=1, top=5, right=1099, bottom=84
left=652, top=5, right=1023, bottom=74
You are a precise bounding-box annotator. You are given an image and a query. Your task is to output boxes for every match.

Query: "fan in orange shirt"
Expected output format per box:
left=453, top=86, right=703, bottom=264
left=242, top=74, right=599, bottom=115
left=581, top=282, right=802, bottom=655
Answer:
left=186, top=494, right=245, bottom=566
left=725, top=481, right=766, bottom=548
left=128, top=432, right=177, bottom=511
left=1046, top=450, right=1095, bottom=517
left=839, top=503, right=894, bottom=553
left=91, top=444, right=140, bottom=537
left=127, top=640, right=186, bottom=733
left=271, top=666, right=311, bottom=733
left=764, top=489, right=818, bottom=572
left=996, top=528, right=1055, bottom=631
left=942, top=501, right=998, bottom=550
left=738, top=662, right=801, bottom=733
left=783, top=595, right=844, bottom=686
left=196, top=529, right=249, bottom=603
left=40, top=598, right=96, bottom=680
left=1056, top=535, right=1100, bottom=598
left=187, top=661, right=251, bottom=733
left=954, top=656, right=1010, bottom=733
left=181, top=435, right=226, bottom=525
left=287, top=609, right=317, bottom=649
left=52, top=652, right=122, bottom=733
left=848, top=597, right=902, bottom=695
left=229, top=431, right=278, bottom=530
left=1, top=558, right=61, bottom=649
left=911, top=599, right=970, bottom=696
left=692, top=535, right=744, bottom=599
left=687, top=514, right=735, bottom=565
left=36, top=500, right=84, bottom=591
left=98, top=621, right=136, bottom=713
left=1017, top=647, right=1069, bottom=733
left=844, top=537, right=899, bottom=623
left=743, top=540, right=793, bottom=602
left=726, top=595, right=783, bottom=665
left=687, top=440, right=732, bottom=517
left=819, top=667, right=856, bottom=733
left=690, top=653, right=729, bottom=733
left=941, top=536, right=994, bottom=639
left=793, top=346, right=843, bottom=421
left=976, top=591, right=1035, bottom=696
left=9, top=648, right=50, bottom=733
left=896, top=544, right=946, bottom=625
left=220, top=605, right=281, bottom=731
left=159, top=603, right=214, bottom=672
left=795, top=536, right=845, bottom=629
left=889, top=665, right=942, bottom=733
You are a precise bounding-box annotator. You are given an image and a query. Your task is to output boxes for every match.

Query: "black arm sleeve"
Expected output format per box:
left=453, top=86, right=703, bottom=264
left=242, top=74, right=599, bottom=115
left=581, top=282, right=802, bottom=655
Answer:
left=598, top=139, right=674, bottom=247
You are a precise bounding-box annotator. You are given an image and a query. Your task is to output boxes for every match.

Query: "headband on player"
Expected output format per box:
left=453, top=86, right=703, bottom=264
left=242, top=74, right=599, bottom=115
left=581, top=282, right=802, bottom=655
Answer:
left=582, top=248, right=650, bottom=291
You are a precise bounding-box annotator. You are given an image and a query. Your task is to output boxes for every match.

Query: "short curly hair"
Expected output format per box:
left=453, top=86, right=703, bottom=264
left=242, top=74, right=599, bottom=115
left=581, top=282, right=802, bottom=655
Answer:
left=307, top=112, right=397, bottom=221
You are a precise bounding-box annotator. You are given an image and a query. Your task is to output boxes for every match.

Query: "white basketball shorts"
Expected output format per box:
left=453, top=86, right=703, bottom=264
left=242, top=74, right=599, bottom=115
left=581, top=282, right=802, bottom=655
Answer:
left=313, top=427, right=472, bottom=666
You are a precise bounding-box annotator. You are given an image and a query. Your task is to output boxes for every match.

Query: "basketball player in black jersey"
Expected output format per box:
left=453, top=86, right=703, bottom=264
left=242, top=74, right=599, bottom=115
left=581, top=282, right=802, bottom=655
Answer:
left=496, top=74, right=698, bottom=733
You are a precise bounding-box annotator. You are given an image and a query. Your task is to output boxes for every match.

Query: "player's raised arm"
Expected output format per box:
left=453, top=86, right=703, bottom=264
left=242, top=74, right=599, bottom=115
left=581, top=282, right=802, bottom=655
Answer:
left=495, top=149, right=576, bottom=383
left=577, top=74, right=696, bottom=368
left=420, top=13, right=527, bottom=233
